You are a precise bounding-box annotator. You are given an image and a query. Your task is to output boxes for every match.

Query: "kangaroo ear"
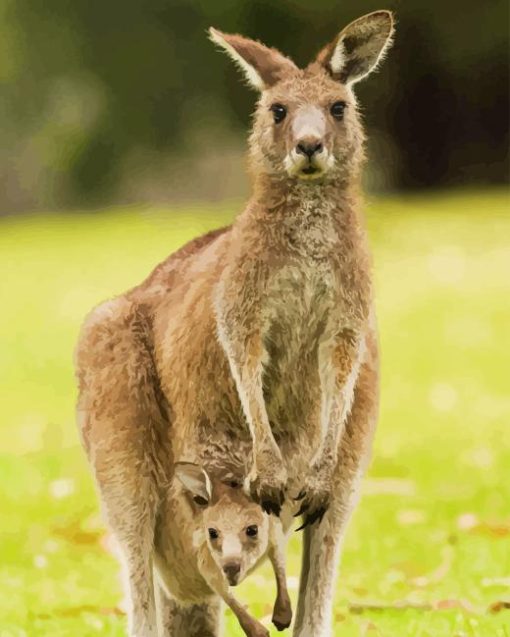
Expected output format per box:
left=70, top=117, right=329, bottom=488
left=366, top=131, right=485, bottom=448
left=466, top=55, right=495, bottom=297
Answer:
left=209, top=27, right=297, bottom=91
left=174, top=462, right=212, bottom=505
left=316, top=11, right=394, bottom=85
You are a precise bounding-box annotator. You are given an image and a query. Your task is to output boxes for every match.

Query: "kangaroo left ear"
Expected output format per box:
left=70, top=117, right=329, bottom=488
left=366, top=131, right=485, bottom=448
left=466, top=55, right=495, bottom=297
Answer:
left=209, top=27, right=298, bottom=91
left=174, top=462, right=212, bottom=505
left=316, top=10, right=395, bottom=85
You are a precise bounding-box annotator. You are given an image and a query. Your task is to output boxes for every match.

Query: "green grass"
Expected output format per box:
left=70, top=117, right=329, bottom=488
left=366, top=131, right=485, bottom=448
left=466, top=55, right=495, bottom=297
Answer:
left=1, top=190, right=509, bottom=636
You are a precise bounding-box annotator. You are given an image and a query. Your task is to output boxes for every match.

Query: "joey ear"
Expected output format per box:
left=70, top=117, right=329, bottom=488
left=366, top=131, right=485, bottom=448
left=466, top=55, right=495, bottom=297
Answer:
left=209, top=27, right=297, bottom=91
left=316, top=10, right=394, bottom=85
left=174, top=462, right=212, bottom=505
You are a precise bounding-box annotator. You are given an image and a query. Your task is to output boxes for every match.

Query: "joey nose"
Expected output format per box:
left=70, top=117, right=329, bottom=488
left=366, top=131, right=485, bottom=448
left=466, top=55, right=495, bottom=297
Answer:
left=296, top=140, right=323, bottom=159
left=223, top=562, right=241, bottom=584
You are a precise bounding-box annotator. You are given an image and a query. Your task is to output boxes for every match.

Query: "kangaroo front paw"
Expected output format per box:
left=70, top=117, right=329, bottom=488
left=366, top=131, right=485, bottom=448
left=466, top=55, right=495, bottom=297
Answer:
left=272, top=596, right=292, bottom=631
left=293, top=465, right=332, bottom=530
left=250, top=472, right=286, bottom=516
left=250, top=451, right=287, bottom=516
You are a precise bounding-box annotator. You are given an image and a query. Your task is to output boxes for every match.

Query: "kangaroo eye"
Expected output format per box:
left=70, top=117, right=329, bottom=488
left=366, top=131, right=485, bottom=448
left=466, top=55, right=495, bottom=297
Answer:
left=330, top=101, right=346, bottom=120
left=230, top=480, right=240, bottom=488
left=208, top=528, right=219, bottom=540
left=246, top=525, right=258, bottom=537
left=270, top=103, right=287, bottom=124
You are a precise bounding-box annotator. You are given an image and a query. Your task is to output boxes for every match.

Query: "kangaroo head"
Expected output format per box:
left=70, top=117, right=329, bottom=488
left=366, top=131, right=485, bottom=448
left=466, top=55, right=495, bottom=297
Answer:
left=174, top=462, right=269, bottom=586
left=210, top=11, right=394, bottom=184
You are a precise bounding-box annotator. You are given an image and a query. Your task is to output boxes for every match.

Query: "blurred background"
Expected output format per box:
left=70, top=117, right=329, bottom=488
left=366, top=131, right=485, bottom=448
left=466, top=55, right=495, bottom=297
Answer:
left=1, top=0, right=508, bottom=214
left=1, top=1, right=509, bottom=636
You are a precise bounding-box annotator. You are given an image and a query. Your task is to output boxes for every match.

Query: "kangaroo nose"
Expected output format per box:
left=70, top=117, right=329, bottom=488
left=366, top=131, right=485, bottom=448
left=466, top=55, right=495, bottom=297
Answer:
left=223, top=562, right=241, bottom=582
left=296, top=140, right=323, bottom=159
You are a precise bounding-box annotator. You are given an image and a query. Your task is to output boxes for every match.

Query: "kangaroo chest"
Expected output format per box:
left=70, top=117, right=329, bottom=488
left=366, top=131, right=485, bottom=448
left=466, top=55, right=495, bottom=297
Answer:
left=260, top=199, right=344, bottom=341
left=260, top=261, right=336, bottom=445
left=258, top=223, right=367, bottom=449
left=263, top=262, right=335, bottom=350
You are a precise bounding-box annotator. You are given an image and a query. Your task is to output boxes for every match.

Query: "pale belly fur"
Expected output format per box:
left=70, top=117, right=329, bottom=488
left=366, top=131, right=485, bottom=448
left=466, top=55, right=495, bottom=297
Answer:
left=261, top=262, right=336, bottom=482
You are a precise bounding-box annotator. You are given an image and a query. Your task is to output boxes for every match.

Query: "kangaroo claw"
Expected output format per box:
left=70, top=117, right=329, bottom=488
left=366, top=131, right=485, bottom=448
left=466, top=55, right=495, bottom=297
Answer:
left=293, top=502, right=310, bottom=518
left=261, top=499, right=281, bottom=517
left=295, top=506, right=328, bottom=531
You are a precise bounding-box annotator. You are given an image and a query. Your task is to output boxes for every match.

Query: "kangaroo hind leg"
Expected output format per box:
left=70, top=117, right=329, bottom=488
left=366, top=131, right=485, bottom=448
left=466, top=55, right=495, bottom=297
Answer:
left=76, top=298, right=170, bottom=637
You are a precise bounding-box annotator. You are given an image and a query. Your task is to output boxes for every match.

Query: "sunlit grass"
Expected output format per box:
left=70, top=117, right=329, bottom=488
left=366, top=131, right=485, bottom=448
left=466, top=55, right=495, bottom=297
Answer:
left=1, top=189, right=509, bottom=636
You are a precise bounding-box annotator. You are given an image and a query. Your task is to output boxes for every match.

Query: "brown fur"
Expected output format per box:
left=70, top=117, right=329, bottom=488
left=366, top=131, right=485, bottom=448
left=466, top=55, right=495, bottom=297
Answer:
left=210, top=29, right=297, bottom=89
left=76, top=11, right=394, bottom=637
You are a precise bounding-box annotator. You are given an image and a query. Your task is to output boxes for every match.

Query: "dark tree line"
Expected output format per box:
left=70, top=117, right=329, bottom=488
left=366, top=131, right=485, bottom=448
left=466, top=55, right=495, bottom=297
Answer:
left=1, top=0, right=508, bottom=213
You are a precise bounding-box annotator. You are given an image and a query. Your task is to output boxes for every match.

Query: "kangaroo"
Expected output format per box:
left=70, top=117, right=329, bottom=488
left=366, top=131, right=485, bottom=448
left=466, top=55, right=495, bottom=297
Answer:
left=157, top=460, right=292, bottom=637
left=76, top=10, right=394, bottom=637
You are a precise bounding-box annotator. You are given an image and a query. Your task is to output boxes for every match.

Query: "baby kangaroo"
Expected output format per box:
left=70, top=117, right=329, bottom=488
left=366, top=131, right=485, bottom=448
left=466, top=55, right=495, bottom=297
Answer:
left=158, top=462, right=292, bottom=637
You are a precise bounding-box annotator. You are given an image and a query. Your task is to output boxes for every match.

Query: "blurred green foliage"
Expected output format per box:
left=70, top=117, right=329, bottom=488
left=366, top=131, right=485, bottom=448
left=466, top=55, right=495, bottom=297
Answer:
left=1, top=0, right=508, bottom=213
left=1, top=190, right=509, bottom=635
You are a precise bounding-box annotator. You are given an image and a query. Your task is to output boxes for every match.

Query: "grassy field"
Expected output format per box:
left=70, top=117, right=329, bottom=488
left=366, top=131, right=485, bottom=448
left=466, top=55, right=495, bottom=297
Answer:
left=1, top=190, right=509, bottom=637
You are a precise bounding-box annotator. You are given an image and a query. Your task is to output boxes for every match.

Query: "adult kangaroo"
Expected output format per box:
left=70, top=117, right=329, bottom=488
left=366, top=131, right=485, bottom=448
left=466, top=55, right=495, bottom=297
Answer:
left=76, top=10, right=394, bottom=637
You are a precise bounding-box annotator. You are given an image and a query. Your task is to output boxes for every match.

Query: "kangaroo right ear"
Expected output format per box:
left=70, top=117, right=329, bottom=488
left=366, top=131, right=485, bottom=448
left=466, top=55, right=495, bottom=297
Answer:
left=316, top=11, right=394, bottom=85
left=209, top=27, right=297, bottom=91
left=174, top=462, right=212, bottom=505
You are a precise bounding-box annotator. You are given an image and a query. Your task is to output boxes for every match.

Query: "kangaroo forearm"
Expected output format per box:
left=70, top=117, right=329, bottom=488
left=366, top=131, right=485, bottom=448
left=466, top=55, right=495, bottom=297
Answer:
left=268, top=531, right=288, bottom=596
left=224, top=594, right=256, bottom=632
left=217, top=321, right=277, bottom=455
left=238, top=365, right=278, bottom=455
left=199, top=561, right=263, bottom=637
left=269, top=552, right=289, bottom=602
left=315, top=333, right=363, bottom=464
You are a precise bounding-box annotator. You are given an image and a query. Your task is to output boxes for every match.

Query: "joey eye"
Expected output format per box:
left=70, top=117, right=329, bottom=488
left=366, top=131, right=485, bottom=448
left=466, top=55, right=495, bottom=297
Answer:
left=246, top=525, right=258, bottom=538
left=193, top=495, right=208, bottom=506
left=270, top=103, right=287, bottom=124
left=330, top=101, right=346, bottom=120
left=208, top=528, right=219, bottom=540
left=229, top=480, right=240, bottom=488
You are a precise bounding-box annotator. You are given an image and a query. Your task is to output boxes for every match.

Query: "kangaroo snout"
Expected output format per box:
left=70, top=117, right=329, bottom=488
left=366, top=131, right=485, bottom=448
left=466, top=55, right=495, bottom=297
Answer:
left=223, top=561, right=242, bottom=585
left=296, top=139, right=323, bottom=159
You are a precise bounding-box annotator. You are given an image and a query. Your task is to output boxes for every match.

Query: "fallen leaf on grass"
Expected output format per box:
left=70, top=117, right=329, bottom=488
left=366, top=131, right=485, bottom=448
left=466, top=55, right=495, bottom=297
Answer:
left=349, top=597, right=477, bottom=614
left=30, top=605, right=125, bottom=619
left=349, top=601, right=432, bottom=614
left=51, top=515, right=104, bottom=546
left=99, top=607, right=125, bottom=616
left=361, top=620, right=381, bottom=635
left=457, top=513, right=510, bottom=538
left=472, top=522, right=510, bottom=538
left=52, top=524, right=103, bottom=545
left=433, top=599, right=476, bottom=612
left=488, top=600, right=510, bottom=614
